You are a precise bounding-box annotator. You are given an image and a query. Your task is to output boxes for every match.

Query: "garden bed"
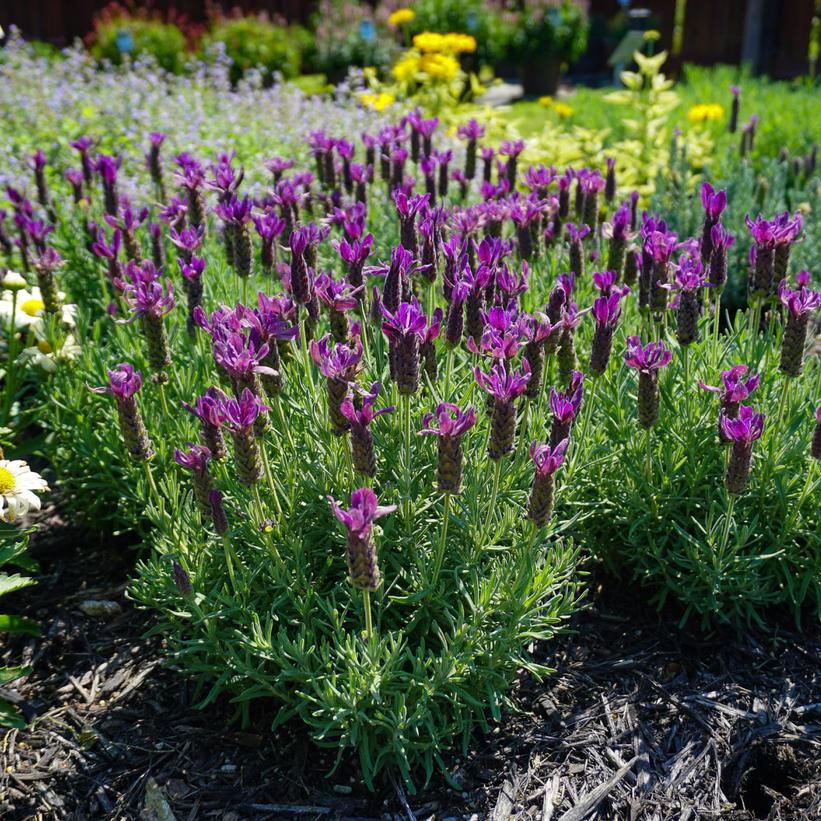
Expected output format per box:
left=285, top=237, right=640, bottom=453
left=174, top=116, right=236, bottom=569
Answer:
left=3, top=503, right=819, bottom=820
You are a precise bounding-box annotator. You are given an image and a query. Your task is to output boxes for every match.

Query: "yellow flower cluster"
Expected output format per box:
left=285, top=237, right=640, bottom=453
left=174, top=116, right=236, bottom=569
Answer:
left=412, top=31, right=477, bottom=55
left=687, top=103, right=724, bottom=124
left=419, top=52, right=460, bottom=80
left=388, top=8, right=416, bottom=27
left=360, top=91, right=396, bottom=112
left=538, top=96, right=573, bottom=118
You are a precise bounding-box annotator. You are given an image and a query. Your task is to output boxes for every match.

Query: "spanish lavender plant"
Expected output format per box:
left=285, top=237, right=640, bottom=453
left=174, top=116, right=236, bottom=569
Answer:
left=527, top=439, right=568, bottom=527
left=624, top=337, right=672, bottom=429
left=340, top=383, right=394, bottom=478
left=549, top=371, right=584, bottom=447
left=174, top=443, right=215, bottom=516
left=721, top=405, right=765, bottom=494
left=777, top=276, right=821, bottom=377
left=475, top=360, right=531, bottom=461
left=220, top=388, right=268, bottom=486
left=91, top=364, right=154, bottom=462
left=310, top=333, right=363, bottom=435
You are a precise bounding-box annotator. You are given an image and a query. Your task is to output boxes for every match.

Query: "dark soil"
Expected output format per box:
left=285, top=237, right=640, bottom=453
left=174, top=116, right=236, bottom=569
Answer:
left=2, top=501, right=820, bottom=820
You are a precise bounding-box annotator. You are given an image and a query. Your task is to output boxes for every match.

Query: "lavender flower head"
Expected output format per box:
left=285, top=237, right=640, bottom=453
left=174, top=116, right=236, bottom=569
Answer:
left=527, top=438, right=569, bottom=527
left=328, top=487, right=396, bottom=591
left=340, top=382, right=394, bottom=477
left=721, top=405, right=765, bottom=494
left=91, top=363, right=154, bottom=460
left=777, top=276, right=821, bottom=376
left=625, top=337, right=672, bottom=428
left=421, top=403, right=477, bottom=494
left=475, top=360, right=531, bottom=460
left=549, top=371, right=584, bottom=446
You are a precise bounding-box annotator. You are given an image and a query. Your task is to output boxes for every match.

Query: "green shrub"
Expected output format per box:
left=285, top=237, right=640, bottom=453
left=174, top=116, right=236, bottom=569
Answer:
left=310, top=0, right=399, bottom=81
left=200, top=14, right=312, bottom=85
left=379, top=0, right=511, bottom=68
left=0, top=528, right=40, bottom=729
left=502, top=0, right=589, bottom=65
left=88, top=3, right=189, bottom=74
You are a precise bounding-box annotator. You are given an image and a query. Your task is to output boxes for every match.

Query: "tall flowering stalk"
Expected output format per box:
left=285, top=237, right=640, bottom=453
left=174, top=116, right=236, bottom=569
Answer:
left=527, top=439, right=568, bottom=527
left=603, top=203, right=631, bottom=280
left=314, top=272, right=361, bottom=344
left=457, top=119, right=484, bottom=181
left=699, top=365, right=761, bottom=442
left=721, top=406, right=765, bottom=494
left=328, top=488, right=396, bottom=642
left=421, top=403, right=477, bottom=588
left=475, top=360, right=530, bottom=532
left=179, top=255, right=205, bottom=335
left=91, top=364, right=155, bottom=487
left=146, top=132, right=168, bottom=201
left=522, top=313, right=557, bottom=399
left=777, top=277, right=821, bottom=377
left=310, top=334, right=363, bottom=435
left=699, top=183, right=727, bottom=264
left=667, top=254, right=708, bottom=348
left=174, top=444, right=214, bottom=516
left=220, top=388, right=268, bottom=487
left=121, top=261, right=175, bottom=383
left=625, top=337, right=672, bottom=480
left=381, top=298, right=427, bottom=396
left=625, top=337, right=672, bottom=429
left=549, top=371, right=584, bottom=447
left=340, top=383, right=394, bottom=479
left=183, top=386, right=228, bottom=460
left=589, top=291, right=624, bottom=376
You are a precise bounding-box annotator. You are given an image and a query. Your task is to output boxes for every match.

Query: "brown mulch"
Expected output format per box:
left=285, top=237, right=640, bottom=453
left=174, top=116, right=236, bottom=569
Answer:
left=1, top=502, right=820, bottom=820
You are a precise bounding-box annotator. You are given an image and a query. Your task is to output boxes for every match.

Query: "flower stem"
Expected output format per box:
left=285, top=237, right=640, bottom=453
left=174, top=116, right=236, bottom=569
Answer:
left=483, top=459, right=503, bottom=537
left=142, top=459, right=159, bottom=499
left=430, top=492, right=451, bottom=589
left=158, top=381, right=170, bottom=417
left=299, top=313, right=314, bottom=391
left=443, top=347, right=453, bottom=401
left=717, top=493, right=736, bottom=567
left=644, top=428, right=653, bottom=483
left=362, top=588, right=374, bottom=647
left=259, top=442, right=284, bottom=521
left=342, top=434, right=354, bottom=490
left=711, top=288, right=723, bottom=367
left=1, top=290, right=19, bottom=425
left=222, top=533, right=239, bottom=593
left=402, top=393, right=412, bottom=529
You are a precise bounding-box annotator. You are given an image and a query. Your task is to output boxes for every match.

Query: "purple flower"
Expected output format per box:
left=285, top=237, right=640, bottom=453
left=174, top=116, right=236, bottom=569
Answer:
left=699, top=365, right=761, bottom=405
left=549, top=372, right=584, bottom=426
left=309, top=334, right=363, bottom=381
left=624, top=337, right=673, bottom=373
left=474, top=360, right=531, bottom=402
left=381, top=298, right=428, bottom=344
left=701, top=182, right=727, bottom=220
left=420, top=403, right=477, bottom=439
left=328, top=487, right=396, bottom=541
left=220, top=388, right=269, bottom=433
left=123, top=276, right=175, bottom=319
left=341, top=382, right=394, bottom=431
left=777, top=278, right=821, bottom=319
left=529, top=439, right=568, bottom=477
left=457, top=120, right=485, bottom=141
left=174, top=443, right=212, bottom=474
left=720, top=405, right=765, bottom=445
left=92, top=363, right=142, bottom=400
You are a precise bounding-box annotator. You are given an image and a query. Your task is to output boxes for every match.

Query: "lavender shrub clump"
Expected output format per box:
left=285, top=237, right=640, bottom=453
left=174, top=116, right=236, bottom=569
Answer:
left=7, top=42, right=819, bottom=791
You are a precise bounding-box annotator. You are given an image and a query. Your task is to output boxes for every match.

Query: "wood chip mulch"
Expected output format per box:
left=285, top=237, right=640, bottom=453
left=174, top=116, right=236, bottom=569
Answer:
left=1, top=502, right=819, bottom=820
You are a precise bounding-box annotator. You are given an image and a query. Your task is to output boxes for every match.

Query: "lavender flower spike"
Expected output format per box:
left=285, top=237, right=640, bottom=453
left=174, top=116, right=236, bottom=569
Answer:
left=777, top=277, right=821, bottom=377
left=812, top=407, right=821, bottom=461
left=549, top=371, right=584, bottom=447
left=420, top=403, right=477, bottom=493
left=174, top=443, right=214, bottom=516
left=340, top=383, right=395, bottom=478
left=721, top=406, right=765, bottom=494
left=220, top=388, right=269, bottom=486
left=475, top=360, right=531, bottom=460
left=328, top=488, right=396, bottom=591
left=699, top=364, right=761, bottom=441
left=527, top=439, right=568, bottom=527
left=91, top=363, right=154, bottom=461
left=624, top=337, right=672, bottom=428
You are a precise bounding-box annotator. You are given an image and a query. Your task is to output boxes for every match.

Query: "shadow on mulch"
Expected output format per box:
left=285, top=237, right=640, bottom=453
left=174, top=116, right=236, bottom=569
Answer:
left=1, top=503, right=820, bottom=820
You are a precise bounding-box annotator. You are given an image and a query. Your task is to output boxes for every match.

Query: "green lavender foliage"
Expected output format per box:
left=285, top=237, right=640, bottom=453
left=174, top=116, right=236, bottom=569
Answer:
left=0, top=527, right=39, bottom=729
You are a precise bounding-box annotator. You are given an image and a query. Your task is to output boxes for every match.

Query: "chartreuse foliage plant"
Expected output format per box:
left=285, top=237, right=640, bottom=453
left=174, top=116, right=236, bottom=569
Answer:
left=1, top=34, right=820, bottom=789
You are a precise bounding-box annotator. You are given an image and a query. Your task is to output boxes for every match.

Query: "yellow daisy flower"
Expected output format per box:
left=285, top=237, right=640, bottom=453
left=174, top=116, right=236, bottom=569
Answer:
left=388, top=9, right=416, bottom=27
left=0, top=459, right=48, bottom=522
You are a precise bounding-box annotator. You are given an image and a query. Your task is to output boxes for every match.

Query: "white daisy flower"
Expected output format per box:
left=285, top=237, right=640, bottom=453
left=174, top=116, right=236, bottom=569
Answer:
left=0, top=459, right=48, bottom=522
left=19, top=329, right=81, bottom=372
left=0, top=286, right=77, bottom=329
